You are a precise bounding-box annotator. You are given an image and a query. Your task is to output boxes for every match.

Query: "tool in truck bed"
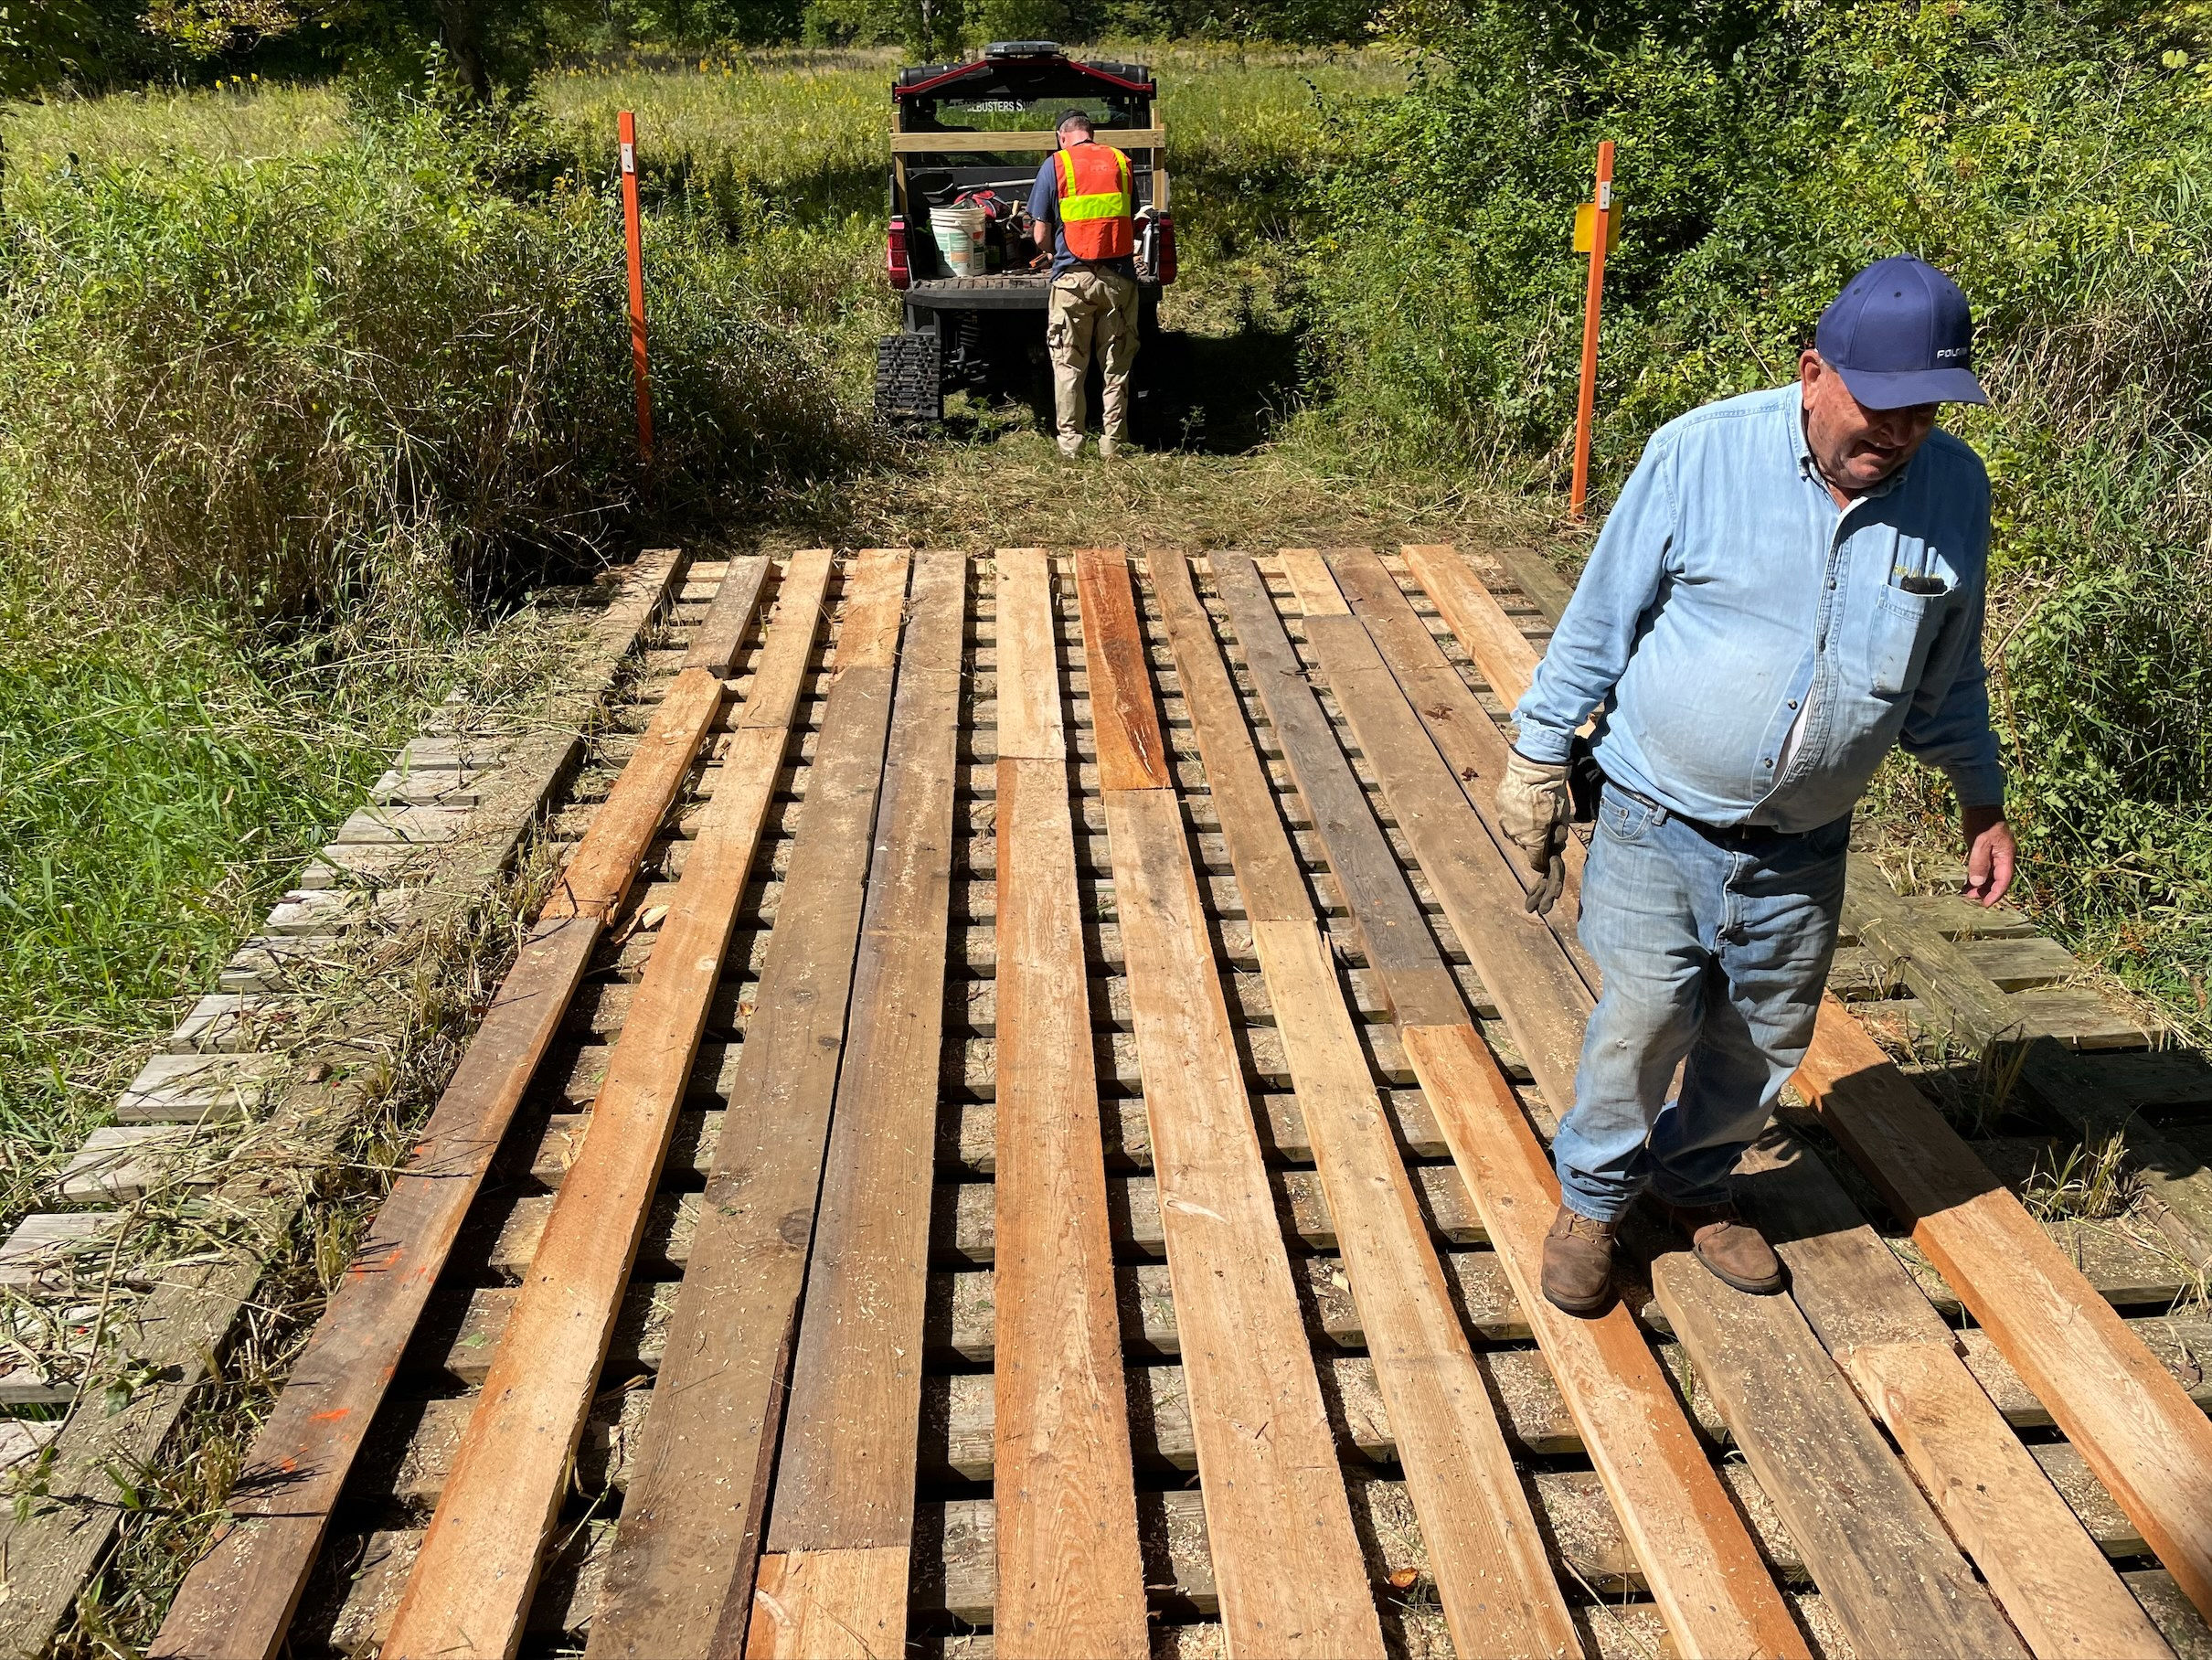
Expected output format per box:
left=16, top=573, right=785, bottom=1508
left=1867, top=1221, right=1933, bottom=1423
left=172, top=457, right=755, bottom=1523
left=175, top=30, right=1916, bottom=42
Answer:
left=875, top=42, right=1175, bottom=425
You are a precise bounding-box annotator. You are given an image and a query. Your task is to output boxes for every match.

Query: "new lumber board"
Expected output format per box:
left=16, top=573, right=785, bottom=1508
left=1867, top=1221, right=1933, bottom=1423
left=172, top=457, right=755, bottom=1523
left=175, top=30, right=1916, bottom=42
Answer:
left=151, top=662, right=735, bottom=1660
left=685, top=555, right=772, bottom=676
left=583, top=551, right=910, bottom=1660
left=1207, top=556, right=1463, bottom=1027
left=1647, top=1250, right=2030, bottom=1660
left=1796, top=998, right=2212, bottom=1624
left=751, top=551, right=966, bottom=1657
left=1401, top=543, right=1544, bottom=711
left=378, top=550, right=837, bottom=1660
left=1732, top=1132, right=2170, bottom=1660
left=985, top=550, right=1150, bottom=1659
left=1076, top=548, right=1385, bottom=1660
left=1205, top=550, right=1806, bottom=1660
left=1151, top=548, right=1579, bottom=1657
left=1321, top=547, right=1592, bottom=972
left=1839, top=1337, right=2175, bottom=1660
left=1272, top=555, right=1591, bottom=1123
left=0, top=545, right=692, bottom=1660
left=1400, top=1025, right=1812, bottom=1660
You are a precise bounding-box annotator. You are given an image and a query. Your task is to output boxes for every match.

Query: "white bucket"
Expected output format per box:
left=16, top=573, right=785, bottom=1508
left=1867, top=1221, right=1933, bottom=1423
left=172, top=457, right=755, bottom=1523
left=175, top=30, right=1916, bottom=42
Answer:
left=930, top=204, right=987, bottom=279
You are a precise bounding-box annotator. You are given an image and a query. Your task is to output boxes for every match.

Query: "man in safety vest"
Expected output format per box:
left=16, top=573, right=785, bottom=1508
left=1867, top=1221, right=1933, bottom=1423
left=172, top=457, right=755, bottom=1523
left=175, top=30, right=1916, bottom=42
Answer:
left=1028, top=110, right=1140, bottom=459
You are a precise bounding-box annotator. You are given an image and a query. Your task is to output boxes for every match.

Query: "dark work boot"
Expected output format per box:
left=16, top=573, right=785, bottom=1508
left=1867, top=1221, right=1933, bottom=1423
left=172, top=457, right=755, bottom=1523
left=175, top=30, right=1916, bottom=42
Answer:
left=1540, top=1205, right=1620, bottom=1316
left=1663, top=1199, right=1785, bottom=1294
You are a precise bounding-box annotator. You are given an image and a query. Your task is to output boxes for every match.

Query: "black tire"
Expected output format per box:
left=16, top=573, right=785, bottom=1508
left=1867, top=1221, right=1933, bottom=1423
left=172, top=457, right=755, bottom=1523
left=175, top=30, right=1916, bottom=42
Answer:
left=875, top=332, right=944, bottom=425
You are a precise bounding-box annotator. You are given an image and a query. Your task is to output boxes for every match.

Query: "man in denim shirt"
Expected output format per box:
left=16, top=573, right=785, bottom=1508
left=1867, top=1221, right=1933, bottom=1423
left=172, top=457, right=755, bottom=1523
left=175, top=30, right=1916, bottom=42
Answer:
left=1498, top=256, right=2018, bottom=1314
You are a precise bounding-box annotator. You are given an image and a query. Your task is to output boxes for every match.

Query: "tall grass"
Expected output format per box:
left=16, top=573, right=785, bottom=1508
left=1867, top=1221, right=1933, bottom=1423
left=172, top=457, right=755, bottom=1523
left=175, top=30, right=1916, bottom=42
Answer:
left=0, top=80, right=346, bottom=166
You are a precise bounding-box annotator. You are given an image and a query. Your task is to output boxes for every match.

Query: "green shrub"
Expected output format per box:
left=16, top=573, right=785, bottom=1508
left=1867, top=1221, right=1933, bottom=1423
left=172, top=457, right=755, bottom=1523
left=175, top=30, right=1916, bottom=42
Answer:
left=1307, top=0, right=2212, bottom=1029
left=0, top=107, right=880, bottom=622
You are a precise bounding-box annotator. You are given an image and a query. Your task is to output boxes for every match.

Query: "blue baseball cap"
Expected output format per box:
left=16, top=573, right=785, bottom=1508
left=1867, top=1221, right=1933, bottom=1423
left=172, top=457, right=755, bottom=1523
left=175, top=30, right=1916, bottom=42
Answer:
left=1814, top=255, right=1987, bottom=409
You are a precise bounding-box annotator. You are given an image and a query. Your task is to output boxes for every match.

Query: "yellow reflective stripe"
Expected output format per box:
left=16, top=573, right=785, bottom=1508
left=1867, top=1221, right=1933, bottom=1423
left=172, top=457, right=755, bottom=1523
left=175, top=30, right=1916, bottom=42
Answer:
left=1060, top=191, right=1128, bottom=221
left=1054, top=145, right=1131, bottom=219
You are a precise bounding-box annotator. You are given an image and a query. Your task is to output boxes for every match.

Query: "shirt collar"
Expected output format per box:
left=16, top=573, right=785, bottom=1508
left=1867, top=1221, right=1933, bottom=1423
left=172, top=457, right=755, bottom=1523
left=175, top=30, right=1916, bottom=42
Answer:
left=1792, top=380, right=1910, bottom=504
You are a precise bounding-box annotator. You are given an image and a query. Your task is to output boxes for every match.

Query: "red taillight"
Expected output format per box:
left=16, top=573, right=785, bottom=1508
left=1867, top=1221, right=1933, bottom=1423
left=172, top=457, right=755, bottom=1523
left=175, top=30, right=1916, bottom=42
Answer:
left=1154, top=213, right=1176, bottom=285
left=888, top=217, right=910, bottom=290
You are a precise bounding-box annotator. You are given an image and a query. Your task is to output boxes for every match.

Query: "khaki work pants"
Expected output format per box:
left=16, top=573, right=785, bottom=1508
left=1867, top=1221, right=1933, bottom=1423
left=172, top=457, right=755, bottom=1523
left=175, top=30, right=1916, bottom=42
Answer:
left=1046, top=268, right=1140, bottom=457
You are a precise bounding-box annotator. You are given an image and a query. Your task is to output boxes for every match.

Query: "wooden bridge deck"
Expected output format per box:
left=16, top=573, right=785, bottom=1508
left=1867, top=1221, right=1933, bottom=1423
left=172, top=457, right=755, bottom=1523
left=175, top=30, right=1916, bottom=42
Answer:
left=10, top=547, right=2212, bottom=1660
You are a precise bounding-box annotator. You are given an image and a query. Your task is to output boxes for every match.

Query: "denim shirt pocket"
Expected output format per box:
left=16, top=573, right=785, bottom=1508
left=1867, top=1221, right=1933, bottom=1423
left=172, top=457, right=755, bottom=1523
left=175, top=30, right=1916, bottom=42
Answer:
left=1868, top=582, right=1949, bottom=698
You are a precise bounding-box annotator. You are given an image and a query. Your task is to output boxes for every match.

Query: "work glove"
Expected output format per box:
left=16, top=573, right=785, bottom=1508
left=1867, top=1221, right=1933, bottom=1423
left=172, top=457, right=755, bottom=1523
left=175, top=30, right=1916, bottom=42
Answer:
left=1496, top=749, right=1572, bottom=917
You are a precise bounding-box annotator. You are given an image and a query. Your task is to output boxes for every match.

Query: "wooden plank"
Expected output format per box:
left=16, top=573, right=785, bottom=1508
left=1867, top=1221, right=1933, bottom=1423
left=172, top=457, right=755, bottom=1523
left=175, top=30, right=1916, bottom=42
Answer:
left=1078, top=554, right=1384, bottom=1660
left=1322, top=548, right=1593, bottom=977
left=747, top=1548, right=909, bottom=1660
left=988, top=550, right=1149, bottom=1659
left=57, top=1124, right=197, bottom=1203
left=1072, top=548, right=1171, bottom=790
left=1796, top=998, right=2212, bottom=1624
left=1401, top=543, right=1545, bottom=708
left=992, top=549, right=1065, bottom=764
left=1722, top=1120, right=2170, bottom=1660
left=889, top=126, right=1164, bottom=153
left=684, top=554, right=772, bottom=676
left=1291, top=572, right=1593, bottom=1110
left=1401, top=1024, right=1811, bottom=1660
left=583, top=551, right=911, bottom=1660
left=1841, top=1340, right=2175, bottom=1660
left=1727, top=1132, right=2168, bottom=1656
left=1648, top=1251, right=2030, bottom=1660
left=1256, top=921, right=1581, bottom=1656
left=377, top=551, right=837, bottom=1660
left=151, top=665, right=729, bottom=1660
left=1208, top=555, right=1464, bottom=1027
left=1154, top=548, right=1579, bottom=1656
left=751, top=552, right=964, bottom=1648
left=1145, top=553, right=1312, bottom=924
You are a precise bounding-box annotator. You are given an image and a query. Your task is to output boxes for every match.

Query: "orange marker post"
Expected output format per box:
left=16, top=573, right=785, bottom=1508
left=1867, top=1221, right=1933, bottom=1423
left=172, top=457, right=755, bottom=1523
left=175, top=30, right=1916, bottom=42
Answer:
left=619, top=110, right=654, bottom=464
left=1569, top=139, right=1614, bottom=521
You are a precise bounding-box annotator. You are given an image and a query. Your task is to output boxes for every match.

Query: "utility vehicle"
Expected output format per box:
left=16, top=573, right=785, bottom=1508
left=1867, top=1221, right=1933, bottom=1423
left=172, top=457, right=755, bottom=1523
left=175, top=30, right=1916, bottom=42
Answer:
left=875, top=41, right=1175, bottom=423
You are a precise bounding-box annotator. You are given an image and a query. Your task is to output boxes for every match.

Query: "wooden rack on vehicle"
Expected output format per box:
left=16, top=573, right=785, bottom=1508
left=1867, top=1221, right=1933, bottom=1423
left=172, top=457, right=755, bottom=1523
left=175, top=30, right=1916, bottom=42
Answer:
left=889, top=125, right=1166, bottom=152
left=131, top=548, right=2212, bottom=1660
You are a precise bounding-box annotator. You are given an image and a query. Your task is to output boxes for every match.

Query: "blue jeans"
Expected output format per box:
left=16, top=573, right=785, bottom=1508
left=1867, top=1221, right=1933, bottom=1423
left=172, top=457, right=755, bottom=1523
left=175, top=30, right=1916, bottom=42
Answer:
left=1553, top=784, right=1851, bottom=1223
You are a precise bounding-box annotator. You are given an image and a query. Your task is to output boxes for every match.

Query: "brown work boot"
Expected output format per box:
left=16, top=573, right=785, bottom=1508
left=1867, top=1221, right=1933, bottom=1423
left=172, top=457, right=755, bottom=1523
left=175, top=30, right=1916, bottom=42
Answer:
left=1663, top=1199, right=1785, bottom=1294
left=1541, top=1205, right=1620, bottom=1315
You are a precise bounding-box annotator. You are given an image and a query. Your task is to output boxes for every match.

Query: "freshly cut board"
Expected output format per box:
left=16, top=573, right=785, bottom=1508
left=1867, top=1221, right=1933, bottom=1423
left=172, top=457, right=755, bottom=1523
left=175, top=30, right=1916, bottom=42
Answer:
left=585, top=551, right=912, bottom=1660
left=1152, top=549, right=1579, bottom=1657
left=986, top=550, right=1150, bottom=1659
left=150, top=661, right=741, bottom=1660
left=1797, top=999, right=2212, bottom=1625
left=750, top=550, right=967, bottom=1655
left=1649, top=1251, right=2032, bottom=1660
left=378, top=551, right=841, bottom=1660
left=1077, top=548, right=1385, bottom=1659
left=1209, top=550, right=1809, bottom=1660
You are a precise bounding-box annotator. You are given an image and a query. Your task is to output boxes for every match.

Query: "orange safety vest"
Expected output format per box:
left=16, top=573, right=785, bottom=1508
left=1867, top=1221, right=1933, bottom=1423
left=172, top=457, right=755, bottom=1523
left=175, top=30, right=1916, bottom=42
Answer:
left=1053, top=142, right=1134, bottom=261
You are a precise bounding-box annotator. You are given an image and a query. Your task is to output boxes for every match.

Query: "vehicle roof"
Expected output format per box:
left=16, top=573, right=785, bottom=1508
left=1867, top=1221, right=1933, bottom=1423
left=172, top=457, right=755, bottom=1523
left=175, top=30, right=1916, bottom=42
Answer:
left=894, top=48, right=1154, bottom=100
